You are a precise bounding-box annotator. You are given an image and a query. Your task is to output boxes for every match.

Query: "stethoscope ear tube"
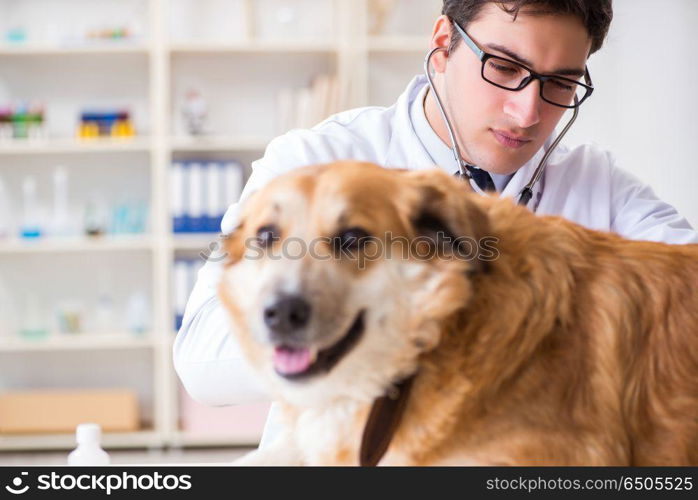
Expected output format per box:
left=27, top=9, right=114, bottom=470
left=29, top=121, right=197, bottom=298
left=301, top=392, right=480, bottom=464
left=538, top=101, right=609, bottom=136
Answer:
left=515, top=97, right=579, bottom=206
left=424, top=47, right=472, bottom=181
left=424, top=47, right=581, bottom=208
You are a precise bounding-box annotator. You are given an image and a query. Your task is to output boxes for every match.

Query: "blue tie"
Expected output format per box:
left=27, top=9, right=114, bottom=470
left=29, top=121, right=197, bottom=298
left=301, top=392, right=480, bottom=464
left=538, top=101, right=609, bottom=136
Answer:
left=455, top=165, right=496, bottom=192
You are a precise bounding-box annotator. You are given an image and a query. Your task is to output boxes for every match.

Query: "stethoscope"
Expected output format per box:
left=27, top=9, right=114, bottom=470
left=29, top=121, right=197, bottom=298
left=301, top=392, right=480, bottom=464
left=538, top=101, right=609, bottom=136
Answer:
left=424, top=47, right=579, bottom=207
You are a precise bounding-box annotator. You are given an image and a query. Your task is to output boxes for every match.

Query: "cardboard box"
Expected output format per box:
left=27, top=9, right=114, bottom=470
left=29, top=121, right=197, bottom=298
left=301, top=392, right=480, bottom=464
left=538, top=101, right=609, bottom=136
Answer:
left=0, top=389, right=140, bottom=434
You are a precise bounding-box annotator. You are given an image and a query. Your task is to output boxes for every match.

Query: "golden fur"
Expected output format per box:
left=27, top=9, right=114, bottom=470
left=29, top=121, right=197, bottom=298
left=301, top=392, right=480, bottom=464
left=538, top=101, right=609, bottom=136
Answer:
left=219, top=161, right=698, bottom=465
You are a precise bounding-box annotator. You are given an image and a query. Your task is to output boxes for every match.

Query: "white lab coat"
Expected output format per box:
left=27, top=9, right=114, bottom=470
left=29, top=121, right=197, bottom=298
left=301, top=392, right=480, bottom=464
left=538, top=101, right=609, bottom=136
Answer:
left=173, top=75, right=698, bottom=446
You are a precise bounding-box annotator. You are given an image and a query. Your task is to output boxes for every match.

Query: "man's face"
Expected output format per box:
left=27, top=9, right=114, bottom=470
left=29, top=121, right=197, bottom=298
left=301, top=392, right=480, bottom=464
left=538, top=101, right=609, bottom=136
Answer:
left=432, top=4, right=592, bottom=175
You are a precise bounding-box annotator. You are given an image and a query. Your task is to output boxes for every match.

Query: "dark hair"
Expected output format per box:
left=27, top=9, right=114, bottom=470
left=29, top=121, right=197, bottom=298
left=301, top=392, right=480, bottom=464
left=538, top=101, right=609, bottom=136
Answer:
left=442, top=0, right=613, bottom=55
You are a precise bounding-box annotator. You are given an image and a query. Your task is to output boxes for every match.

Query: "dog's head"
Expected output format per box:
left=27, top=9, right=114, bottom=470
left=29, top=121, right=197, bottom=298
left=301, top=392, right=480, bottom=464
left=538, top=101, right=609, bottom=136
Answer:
left=219, top=162, right=491, bottom=406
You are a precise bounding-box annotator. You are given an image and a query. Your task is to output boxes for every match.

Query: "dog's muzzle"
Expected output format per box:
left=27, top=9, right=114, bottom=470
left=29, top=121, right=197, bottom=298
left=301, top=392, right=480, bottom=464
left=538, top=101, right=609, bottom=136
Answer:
left=262, top=295, right=366, bottom=380
left=264, top=294, right=312, bottom=339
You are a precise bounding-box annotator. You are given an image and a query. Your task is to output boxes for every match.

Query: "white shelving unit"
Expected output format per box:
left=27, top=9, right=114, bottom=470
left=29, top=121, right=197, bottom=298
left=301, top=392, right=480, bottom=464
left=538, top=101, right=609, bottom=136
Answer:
left=0, top=44, right=151, bottom=56
left=169, top=134, right=271, bottom=152
left=0, top=137, right=152, bottom=155
left=0, top=236, right=154, bottom=254
left=0, top=0, right=439, bottom=451
left=367, top=35, right=431, bottom=52
left=168, top=41, right=338, bottom=54
left=0, top=334, right=155, bottom=353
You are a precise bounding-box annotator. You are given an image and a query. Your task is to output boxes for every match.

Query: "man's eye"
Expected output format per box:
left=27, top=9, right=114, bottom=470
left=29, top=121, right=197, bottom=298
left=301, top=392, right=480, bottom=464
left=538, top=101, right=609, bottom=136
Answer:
left=256, top=225, right=280, bottom=248
left=334, top=227, right=372, bottom=252
left=550, top=79, right=575, bottom=92
left=489, top=61, right=518, bottom=74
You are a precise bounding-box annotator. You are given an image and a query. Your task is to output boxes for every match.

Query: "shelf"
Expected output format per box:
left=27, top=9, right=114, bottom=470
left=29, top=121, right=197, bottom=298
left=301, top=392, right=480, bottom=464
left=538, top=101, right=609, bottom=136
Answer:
left=368, top=36, right=430, bottom=53
left=0, top=137, right=152, bottom=155
left=0, top=236, right=154, bottom=254
left=0, top=430, right=257, bottom=451
left=170, top=431, right=261, bottom=448
left=172, top=234, right=222, bottom=251
left=169, top=40, right=337, bottom=54
left=0, top=43, right=150, bottom=56
left=170, top=135, right=270, bottom=152
left=0, top=430, right=160, bottom=451
left=0, top=0, right=438, bottom=457
left=0, top=334, right=156, bottom=353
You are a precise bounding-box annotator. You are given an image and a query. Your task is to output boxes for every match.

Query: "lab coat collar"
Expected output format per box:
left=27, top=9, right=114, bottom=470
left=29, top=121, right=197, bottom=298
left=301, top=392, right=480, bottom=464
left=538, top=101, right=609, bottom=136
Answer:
left=383, top=75, right=438, bottom=172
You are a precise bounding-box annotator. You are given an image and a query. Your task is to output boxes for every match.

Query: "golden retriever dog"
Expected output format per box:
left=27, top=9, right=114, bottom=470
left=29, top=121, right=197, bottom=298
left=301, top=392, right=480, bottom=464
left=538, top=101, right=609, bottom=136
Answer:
left=219, top=161, right=698, bottom=465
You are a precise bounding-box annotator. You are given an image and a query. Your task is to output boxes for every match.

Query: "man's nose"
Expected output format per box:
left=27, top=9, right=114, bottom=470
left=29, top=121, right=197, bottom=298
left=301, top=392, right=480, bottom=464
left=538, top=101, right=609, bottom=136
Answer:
left=503, top=80, right=541, bottom=129
left=263, top=295, right=312, bottom=336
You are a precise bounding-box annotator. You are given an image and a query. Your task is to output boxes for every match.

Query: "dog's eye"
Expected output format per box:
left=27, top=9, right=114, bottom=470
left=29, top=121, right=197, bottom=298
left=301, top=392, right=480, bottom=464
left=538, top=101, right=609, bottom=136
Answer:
left=256, top=224, right=280, bottom=248
left=334, top=227, right=372, bottom=253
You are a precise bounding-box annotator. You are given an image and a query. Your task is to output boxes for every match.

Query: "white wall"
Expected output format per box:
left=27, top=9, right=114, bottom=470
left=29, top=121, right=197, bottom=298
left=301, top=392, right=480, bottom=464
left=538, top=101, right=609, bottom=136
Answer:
left=564, top=0, right=698, bottom=227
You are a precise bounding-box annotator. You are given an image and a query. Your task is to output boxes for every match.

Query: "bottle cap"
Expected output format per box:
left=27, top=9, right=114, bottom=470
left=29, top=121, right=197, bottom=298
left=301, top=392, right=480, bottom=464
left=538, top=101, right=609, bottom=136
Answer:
left=76, top=423, right=102, bottom=445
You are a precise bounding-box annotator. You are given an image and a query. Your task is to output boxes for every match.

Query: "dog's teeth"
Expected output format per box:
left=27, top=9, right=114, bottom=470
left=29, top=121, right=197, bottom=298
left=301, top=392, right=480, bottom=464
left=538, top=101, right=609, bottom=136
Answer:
left=308, top=348, right=318, bottom=364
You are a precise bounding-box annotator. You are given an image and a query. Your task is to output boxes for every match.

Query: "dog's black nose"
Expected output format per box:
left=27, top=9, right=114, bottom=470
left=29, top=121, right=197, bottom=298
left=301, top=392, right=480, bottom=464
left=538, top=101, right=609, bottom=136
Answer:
left=263, top=295, right=312, bottom=335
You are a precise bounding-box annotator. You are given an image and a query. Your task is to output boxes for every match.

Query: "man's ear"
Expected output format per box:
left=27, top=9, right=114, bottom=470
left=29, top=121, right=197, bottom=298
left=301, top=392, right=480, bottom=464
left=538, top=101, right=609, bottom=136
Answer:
left=429, top=15, right=454, bottom=73
left=402, top=169, right=492, bottom=273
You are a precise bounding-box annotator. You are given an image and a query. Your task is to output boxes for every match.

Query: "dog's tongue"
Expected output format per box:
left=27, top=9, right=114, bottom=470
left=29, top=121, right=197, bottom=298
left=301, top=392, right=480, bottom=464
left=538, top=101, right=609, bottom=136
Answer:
left=273, top=347, right=313, bottom=375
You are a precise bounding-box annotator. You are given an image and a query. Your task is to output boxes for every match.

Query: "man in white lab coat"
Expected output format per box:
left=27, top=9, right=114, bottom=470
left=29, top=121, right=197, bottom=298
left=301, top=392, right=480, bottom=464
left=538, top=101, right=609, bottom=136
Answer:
left=174, top=0, right=698, bottom=447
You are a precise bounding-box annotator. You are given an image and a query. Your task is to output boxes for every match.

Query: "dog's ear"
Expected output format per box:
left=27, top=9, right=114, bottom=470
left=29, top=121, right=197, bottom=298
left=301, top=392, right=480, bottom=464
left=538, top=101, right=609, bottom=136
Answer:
left=402, top=169, right=492, bottom=273
left=221, top=219, right=247, bottom=267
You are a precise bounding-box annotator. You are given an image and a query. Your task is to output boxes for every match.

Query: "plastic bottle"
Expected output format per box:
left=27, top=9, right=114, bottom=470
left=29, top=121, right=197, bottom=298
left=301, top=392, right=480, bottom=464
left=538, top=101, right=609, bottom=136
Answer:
left=67, top=423, right=111, bottom=465
left=52, top=166, right=71, bottom=237
left=125, top=291, right=150, bottom=335
left=84, top=195, right=107, bottom=237
left=19, top=293, right=49, bottom=341
left=20, top=176, right=42, bottom=238
left=94, top=293, right=116, bottom=334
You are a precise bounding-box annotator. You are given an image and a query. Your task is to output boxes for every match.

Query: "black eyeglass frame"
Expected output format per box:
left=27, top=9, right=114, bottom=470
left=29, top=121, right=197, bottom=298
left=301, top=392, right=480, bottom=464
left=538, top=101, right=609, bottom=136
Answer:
left=451, top=19, right=594, bottom=109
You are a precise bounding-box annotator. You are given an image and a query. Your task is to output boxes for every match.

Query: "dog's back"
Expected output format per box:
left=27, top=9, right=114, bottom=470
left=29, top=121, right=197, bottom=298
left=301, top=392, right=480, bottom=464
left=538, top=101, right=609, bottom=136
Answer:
left=399, top=196, right=698, bottom=465
left=609, top=241, right=698, bottom=464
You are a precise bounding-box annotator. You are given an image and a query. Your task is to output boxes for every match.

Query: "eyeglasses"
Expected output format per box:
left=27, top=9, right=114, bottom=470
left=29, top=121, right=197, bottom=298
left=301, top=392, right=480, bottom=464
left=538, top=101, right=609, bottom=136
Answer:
left=451, top=19, right=594, bottom=109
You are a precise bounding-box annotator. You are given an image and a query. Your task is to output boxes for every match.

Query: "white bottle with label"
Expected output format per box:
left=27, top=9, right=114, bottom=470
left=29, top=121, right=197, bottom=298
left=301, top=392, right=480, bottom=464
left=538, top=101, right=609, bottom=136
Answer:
left=67, top=423, right=111, bottom=465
